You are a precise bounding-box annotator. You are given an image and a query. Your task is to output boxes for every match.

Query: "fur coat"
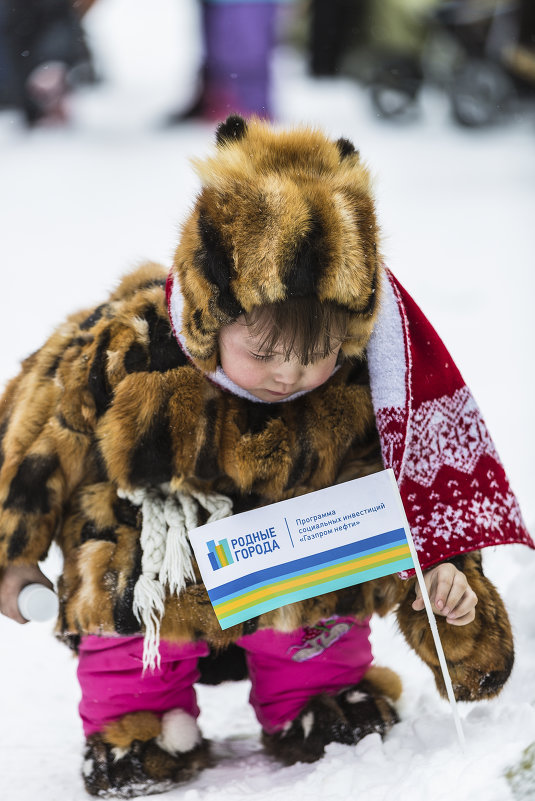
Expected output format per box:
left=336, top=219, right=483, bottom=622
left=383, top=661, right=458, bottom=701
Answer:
left=0, top=116, right=521, bottom=702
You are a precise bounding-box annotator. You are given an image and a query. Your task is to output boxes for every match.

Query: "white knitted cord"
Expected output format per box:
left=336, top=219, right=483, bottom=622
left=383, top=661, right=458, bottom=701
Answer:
left=117, top=486, right=232, bottom=672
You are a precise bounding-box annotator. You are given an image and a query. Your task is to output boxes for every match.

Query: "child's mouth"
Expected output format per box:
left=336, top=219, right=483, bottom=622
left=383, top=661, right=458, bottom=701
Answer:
left=265, top=389, right=292, bottom=397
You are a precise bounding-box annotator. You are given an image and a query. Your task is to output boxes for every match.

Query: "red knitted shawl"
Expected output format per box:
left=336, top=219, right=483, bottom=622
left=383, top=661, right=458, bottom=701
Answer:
left=368, top=268, right=533, bottom=570
left=167, top=267, right=533, bottom=571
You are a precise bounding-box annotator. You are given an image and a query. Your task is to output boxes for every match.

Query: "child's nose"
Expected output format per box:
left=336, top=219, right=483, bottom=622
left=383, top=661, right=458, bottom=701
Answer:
left=273, top=359, right=302, bottom=385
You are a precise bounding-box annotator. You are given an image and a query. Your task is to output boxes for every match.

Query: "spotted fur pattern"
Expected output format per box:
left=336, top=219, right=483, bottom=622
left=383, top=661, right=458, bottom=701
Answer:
left=0, top=263, right=387, bottom=647
left=0, top=120, right=514, bottom=702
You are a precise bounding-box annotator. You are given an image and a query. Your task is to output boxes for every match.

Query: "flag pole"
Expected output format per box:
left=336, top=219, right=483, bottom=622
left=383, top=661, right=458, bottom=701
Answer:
left=388, top=471, right=466, bottom=752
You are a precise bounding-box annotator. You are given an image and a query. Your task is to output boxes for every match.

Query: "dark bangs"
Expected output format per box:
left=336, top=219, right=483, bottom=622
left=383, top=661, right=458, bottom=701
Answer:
left=244, top=297, right=351, bottom=365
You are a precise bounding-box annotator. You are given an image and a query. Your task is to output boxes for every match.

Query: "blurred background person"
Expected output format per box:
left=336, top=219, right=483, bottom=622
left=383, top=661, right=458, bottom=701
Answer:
left=503, top=0, right=535, bottom=82
left=305, top=0, right=436, bottom=81
left=0, top=0, right=16, bottom=109
left=302, top=0, right=535, bottom=128
left=308, top=0, right=369, bottom=78
left=168, top=0, right=293, bottom=124
left=0, top=0, right=92, bottom=126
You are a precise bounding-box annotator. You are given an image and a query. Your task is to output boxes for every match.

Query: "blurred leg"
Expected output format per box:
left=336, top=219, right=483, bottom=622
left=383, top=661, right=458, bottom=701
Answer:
left=309, top=0, right=366, bottom=76
left=202, top=1, right=277, bottom=119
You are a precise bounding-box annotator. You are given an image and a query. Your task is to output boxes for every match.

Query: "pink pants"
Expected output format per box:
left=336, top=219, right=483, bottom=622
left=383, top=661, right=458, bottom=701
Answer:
left=77, top=617, right=372, bottom=737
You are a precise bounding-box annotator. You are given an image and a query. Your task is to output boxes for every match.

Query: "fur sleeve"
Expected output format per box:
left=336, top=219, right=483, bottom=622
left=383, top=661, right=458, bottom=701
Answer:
left=395, top=552, right=514, bottom=701
left=0, top=323, right=94, bottom=568
left=0, top=263, right=174, bottom=569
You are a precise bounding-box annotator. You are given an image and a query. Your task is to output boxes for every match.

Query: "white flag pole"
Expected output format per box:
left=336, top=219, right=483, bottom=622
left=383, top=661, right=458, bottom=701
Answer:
left=387, top=471, right=466, bottom=752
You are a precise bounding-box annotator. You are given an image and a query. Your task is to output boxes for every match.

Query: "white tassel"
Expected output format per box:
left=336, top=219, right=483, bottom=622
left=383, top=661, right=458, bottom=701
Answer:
left=135, top=491, right=168, bottom=672
left=178, top=491, right=201, bottom=531
left=132, top=574, right=166, bottom=672
left=118, top=485, right=233, bottom=672
left=192, top=490, right=233, bottom=523
left=159, top=495, right=195, bottom=596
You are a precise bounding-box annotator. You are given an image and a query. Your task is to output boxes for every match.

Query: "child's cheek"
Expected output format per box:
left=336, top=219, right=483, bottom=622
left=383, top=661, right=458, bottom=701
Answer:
left=310, top=362, right=335, bottom=389
left=227, top=356, right=265, bottom=390
left=244, top=362, right=268, bottom=387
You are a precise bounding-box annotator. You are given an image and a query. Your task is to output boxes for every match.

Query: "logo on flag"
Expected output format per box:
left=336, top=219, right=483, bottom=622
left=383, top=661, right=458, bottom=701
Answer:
left=207, top=538, right=234, bottom=570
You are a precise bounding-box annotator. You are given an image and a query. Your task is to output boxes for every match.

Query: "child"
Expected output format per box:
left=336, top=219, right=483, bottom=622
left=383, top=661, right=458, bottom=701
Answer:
left=0, top=116, right=531, bottom=798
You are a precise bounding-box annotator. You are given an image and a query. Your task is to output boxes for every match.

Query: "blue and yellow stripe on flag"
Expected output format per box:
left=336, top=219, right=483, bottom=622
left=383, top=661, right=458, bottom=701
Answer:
left=208, top=528, right=414, bottom=629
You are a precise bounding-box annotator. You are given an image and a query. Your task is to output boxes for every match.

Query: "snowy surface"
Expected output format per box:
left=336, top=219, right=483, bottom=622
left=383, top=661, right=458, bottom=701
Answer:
left=1, top=1, right=535, bottom=799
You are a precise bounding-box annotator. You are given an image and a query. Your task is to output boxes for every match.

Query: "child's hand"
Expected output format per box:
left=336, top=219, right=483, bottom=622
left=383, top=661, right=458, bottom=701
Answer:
left=0, top=564, right=54, bottom=624
left=411, top=563, right=478, bottom=626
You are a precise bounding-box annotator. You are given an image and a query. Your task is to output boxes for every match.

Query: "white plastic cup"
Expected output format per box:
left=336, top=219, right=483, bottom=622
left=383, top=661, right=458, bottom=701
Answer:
left=17, top=583, right=59, bottom=622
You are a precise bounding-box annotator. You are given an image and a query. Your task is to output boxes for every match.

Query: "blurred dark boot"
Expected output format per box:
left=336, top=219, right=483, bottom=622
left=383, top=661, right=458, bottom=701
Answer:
left=24, top=61, right=69, bottom=127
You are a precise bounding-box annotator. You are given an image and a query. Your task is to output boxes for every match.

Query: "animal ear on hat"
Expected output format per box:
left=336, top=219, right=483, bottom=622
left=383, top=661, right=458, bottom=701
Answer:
left=216, top=115, right=248, bottom=146
left=335, top=137, right=359, bottom=160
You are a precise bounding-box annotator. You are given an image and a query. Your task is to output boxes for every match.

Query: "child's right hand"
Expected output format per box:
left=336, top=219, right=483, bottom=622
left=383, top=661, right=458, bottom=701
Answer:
left=0, top=564, right=54, bottom=623
left=412, top=562, right=477, bottom=625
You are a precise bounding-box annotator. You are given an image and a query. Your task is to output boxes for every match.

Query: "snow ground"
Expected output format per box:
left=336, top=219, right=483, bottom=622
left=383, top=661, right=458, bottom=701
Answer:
left=0, top=1, right=534, bottom=799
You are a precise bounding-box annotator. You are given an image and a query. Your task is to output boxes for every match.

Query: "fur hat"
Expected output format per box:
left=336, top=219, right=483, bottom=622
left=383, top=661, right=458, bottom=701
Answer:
left=171, top=115, right=381, bottom=372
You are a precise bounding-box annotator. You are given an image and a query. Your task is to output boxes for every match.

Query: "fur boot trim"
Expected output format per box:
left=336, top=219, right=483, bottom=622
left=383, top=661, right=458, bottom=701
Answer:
left=102, top=712, right=162, bottom=750
left=361, top=664, right=402, bottom=702
left=156, top=709, right=201, bottom=755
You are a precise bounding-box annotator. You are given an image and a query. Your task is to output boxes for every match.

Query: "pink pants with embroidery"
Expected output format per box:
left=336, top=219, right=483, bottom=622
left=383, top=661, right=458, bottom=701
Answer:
left=77, top=617, right=372, bottom=737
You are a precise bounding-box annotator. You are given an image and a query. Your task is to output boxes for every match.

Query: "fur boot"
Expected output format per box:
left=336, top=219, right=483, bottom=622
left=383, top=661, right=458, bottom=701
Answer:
left=262, top=666, right=401, bottom=766
left=82, top=709, right=211, bottom=798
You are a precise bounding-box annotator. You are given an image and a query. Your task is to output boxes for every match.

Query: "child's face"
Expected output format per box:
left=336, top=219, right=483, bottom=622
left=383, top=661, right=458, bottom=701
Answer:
left=218, top=318, right=341, bottom=402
